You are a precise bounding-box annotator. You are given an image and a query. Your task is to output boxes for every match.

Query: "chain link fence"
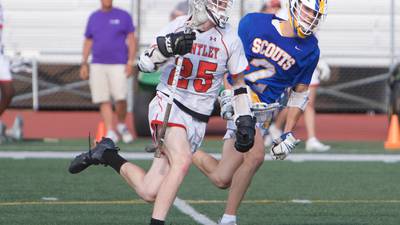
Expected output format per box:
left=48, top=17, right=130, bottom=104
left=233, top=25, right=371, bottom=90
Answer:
left=4, top=0, right=399, bottom=113
left=11, top=63, right=94, bottom=110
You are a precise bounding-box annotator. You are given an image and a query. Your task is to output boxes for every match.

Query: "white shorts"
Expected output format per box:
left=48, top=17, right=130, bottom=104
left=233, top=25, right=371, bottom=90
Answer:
left=0, top=55, right=12, bottom=82
left=89, top=64, right=128, bottom=103
left=309, top=69, right=320, bottom=86
left=148, top=91, right=207, bottom=152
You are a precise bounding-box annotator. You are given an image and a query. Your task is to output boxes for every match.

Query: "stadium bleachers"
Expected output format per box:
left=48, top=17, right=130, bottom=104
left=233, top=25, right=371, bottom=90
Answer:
left=2, top=0, right=399, bottom=66
left=2, top=0, right=133, bottom=63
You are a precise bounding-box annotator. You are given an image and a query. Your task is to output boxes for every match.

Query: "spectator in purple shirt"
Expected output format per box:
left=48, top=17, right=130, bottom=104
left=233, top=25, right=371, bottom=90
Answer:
left=80, top=0, right=137, bottom=143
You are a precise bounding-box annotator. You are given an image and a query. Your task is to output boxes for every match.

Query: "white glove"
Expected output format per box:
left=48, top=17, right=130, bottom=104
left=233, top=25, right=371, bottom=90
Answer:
left=219, top=89, right=234, bottom=120
left=270, top=132, right=300, bottom=160
left=317, top=60, right=331, bottom=81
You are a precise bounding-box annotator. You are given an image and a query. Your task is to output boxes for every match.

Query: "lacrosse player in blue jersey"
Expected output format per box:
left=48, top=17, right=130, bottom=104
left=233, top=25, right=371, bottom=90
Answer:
left=193, top=0, right=328, bottom=224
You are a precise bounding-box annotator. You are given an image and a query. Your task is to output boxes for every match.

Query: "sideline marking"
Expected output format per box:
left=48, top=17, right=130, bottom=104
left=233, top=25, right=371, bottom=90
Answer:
left=0, top=151, right=399, bottom=162
left=174, top=197, right=217, bottom=225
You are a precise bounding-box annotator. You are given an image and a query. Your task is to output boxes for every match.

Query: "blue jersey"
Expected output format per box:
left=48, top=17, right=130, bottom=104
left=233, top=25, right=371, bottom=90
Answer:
left=231, top=13, right=320, bottom=104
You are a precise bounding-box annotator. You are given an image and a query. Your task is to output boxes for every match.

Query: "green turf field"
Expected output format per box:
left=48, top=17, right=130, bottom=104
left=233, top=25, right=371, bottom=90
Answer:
left=0, top=139, right=399, bottom=225
left=0, top=138, right=394, bottom=154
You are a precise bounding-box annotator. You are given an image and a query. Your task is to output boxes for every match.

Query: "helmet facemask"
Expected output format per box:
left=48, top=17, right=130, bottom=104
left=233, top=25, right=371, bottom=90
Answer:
left=189, top=0, right=210, bottom=28
left=289, top=0, right=327, bottom=37
left=205, top=0, right=234, bottom=28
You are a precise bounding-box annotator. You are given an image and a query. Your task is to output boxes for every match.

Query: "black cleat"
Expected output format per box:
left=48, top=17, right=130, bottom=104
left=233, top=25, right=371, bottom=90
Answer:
left=68, top=137, right=120, bottom=174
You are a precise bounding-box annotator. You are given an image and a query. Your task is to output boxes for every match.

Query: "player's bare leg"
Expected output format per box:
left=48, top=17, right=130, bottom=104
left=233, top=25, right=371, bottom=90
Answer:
left=193, top=138, right=243, bottom=188
left=273, top=107, right=288, bottom=131
left=224, top=128, right=265, bottom=216
left=115, top=100, right=134, bottom=143
left=305, top=86, right=330, bottom=151
left=111, top=126, right=192, bottom=218
left=115, top=100, right=127, bottom=124
left=99, top=102, right=114, bottom=129
left=69, top=126, right=192, bottom=221
left=120, top=155, right=170, bottom=202
left=151, top=126, right=192, bottom=220
left=304, top=86, right=317, bottom=138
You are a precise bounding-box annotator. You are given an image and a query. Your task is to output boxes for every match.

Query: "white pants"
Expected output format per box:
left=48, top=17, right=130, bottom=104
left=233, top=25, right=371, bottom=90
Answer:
left=148, top=91, right=207, bottom=152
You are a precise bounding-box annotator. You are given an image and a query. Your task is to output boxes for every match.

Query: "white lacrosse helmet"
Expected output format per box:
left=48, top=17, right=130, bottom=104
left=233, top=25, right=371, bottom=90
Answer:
left=189, top=0, right=234, bottom=28
left=288, top=0, right=327, bottom=38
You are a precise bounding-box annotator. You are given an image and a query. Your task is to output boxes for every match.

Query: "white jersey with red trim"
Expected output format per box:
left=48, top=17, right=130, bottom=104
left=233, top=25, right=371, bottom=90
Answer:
left=155, top=16, right=248, bottom=116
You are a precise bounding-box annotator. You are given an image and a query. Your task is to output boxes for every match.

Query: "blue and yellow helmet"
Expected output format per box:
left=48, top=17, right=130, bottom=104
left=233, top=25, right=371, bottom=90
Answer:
left=288, top=0, right=328, bottom=38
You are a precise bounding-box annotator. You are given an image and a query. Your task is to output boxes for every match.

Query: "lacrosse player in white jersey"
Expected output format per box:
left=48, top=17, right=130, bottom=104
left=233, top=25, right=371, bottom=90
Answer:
left=69, top=0, right=256, bottom=224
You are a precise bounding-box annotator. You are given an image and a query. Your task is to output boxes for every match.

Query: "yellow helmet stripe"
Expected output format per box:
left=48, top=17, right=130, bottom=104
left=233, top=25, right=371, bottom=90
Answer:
left=319, top=0, right=326, bottom=14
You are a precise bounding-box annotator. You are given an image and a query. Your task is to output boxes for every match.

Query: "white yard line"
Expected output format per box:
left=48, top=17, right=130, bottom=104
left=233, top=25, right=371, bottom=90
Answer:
left=174, top=197, right=217, bottom=225
left=0, top=151, right=399, bottom=163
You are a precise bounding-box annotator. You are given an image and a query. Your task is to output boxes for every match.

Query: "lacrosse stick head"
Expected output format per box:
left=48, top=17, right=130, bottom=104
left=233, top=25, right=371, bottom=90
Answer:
left=189, top=0, right=234, bottom=29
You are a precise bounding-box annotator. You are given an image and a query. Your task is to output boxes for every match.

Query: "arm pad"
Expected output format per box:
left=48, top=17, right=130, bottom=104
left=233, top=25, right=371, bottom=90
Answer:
left=287, top=89, right=309, bottom=111
left=232, top=86, right=252, bottom=121
left=137, top=46, right=168, bottom=73
left=219, top=89, right=234, bottom=120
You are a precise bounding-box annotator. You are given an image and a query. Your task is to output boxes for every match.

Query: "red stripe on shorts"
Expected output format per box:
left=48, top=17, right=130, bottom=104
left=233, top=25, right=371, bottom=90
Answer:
left=151, top=120, right=187, bottom=131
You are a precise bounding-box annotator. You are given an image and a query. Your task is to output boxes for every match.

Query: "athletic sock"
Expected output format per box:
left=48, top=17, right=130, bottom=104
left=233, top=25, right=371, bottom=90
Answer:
left=149, top=218, right=165, bottom=225
left=102, top=150, right=127, bottom=173
left=220, top=214, right=237, bottom=224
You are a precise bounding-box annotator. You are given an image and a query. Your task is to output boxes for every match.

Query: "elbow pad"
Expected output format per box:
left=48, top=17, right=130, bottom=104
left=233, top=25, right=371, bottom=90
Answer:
left=137, top=47, right=168, bottom=73
left=287, top=90, right=309, bottom=111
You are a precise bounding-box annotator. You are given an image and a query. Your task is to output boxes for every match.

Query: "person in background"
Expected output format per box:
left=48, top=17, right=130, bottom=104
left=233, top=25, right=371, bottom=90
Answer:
left=170, top=0, right=189, bottom=21
left=80, top=0, right=137, bottom=143
left=260, top=0, right=281, bottom=14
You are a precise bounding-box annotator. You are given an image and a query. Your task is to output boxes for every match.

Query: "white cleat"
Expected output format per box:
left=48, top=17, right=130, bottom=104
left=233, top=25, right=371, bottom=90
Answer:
left=116, top=124, right=133, bottom=143
left=6, top=116, right=24, bottom=141
left=305, top=137, right=331, bottom=152
left=106, top=130, right=119, bottom=143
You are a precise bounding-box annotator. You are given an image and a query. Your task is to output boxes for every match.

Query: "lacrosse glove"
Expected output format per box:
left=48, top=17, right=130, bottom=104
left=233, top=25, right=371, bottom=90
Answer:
left=157, top=31, right=196, bottom=57
left=270, top=132, right=300, bottom=160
